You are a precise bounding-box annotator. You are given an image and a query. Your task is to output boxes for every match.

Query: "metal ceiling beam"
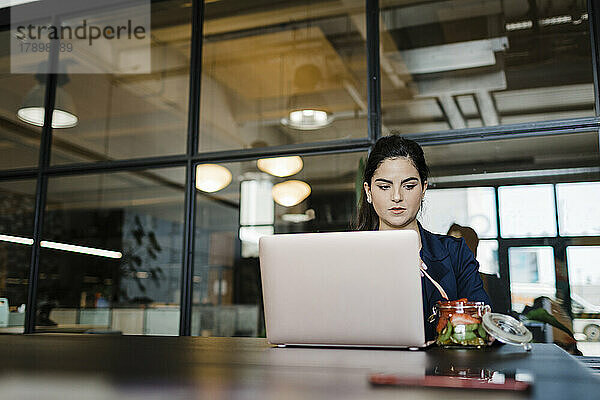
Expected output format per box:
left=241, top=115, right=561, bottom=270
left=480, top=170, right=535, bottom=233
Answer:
left=437, top=94, right=466, bottom=130
left=475, top=90, right=500, bottom=126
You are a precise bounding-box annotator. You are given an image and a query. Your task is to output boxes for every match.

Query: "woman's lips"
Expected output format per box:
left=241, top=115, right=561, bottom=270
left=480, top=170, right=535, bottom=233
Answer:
left=389, top=207, right=406, bottom=214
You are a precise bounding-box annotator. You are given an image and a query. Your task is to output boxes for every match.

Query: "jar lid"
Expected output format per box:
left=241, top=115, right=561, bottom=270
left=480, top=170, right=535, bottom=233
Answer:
left=482, top=312, right=533, bottom=350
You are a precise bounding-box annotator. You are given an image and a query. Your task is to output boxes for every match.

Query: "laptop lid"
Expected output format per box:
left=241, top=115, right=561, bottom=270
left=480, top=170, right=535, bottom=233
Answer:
left=259, top=230, right=426, bottom=347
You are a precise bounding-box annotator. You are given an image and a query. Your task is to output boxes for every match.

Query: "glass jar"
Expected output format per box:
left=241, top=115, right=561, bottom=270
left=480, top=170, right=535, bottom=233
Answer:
left=431, top=299, right=534, bottom=350
left=432, top=299, right=492, bottom=348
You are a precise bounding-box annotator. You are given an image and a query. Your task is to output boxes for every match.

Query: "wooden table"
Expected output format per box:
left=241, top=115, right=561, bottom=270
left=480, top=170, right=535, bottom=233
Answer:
left=1, top=335, right=598, bottom=399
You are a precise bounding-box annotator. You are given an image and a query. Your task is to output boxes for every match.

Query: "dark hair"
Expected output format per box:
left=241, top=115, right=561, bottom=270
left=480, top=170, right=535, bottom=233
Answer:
left=353, top=135, right=429, bottom=230
left=447, top=223, right=479, bottom=257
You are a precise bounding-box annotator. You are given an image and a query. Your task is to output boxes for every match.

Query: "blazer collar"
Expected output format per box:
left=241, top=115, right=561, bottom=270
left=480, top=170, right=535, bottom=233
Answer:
left=418, top=221, right=450, bottom=262
left=418, top=222, right=452, bottom=309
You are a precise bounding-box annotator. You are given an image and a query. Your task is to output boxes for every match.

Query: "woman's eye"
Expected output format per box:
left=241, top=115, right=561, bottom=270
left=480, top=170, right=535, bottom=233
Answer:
left=404, top=185, right=416, bottom=190
left=378, top=185, right=390, bottom=190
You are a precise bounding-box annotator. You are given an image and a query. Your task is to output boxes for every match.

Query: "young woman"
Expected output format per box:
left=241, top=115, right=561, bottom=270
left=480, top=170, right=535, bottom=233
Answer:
left=354, top=135, right=491, bottom=341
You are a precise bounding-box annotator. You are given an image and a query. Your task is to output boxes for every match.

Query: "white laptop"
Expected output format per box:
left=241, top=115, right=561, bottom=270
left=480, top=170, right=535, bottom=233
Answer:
left=259, top=230, right=430, bottom=348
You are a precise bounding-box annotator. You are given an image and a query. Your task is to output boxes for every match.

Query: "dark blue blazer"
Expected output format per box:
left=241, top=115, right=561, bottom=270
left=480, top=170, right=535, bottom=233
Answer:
left=418, top=223, right=491, bottom=341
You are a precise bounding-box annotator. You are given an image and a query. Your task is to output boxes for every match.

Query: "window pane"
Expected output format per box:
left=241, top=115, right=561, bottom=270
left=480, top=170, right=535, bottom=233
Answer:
left=478, top=239, right=498, bottom=276
left=567, top=246, right=600, bottom=312
left=557, top=182, right=600, bottom=236
left=424, top=131, right=599, bottom=186
left=380, top=0, right=594, bottom=134
left=420, top=187, right=497, bottom=238
left=568, top=246, right=600, bottom=346
left=0, top=30, right=43, bottom=169
left=38, top=168, right=185, bottom=334
left=508, top=246, right=555, bottom=313
left=199, top=2, right=368, bottom=152
left=499, top=184, right=556, bottom=238
left=46, top=0, right=191, bottom=164
left=193, top=152, right=366, bottom=336
left=0, top=180, right=36, bottom=333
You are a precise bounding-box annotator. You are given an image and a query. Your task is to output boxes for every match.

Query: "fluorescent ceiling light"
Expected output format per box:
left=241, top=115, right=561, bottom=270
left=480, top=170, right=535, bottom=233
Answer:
left=505, top=21, right=533, bottom=31
left=40, top=240, right=122, bottom=259
left=506, top=13, right=588, bottom=31
left=539, top=15, right=572, bottom=26
left=0, top=234, right=34, bottom=245
left=257, top=156, right=303, bottom=177
left=0, top=233, right=122, bottom=259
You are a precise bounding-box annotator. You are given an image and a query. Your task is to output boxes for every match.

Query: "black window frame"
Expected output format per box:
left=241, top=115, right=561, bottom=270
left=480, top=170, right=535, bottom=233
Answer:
left=0, top=0, right=596, bottom=334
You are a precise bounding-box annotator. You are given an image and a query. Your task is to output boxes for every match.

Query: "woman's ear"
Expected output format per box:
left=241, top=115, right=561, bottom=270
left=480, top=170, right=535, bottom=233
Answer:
left=422, top=180, right=428, bottom=196
left=363, top=182, right=372, bottom=203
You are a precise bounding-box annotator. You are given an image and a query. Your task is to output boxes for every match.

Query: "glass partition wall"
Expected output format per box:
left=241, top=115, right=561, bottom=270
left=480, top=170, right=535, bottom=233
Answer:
left=37, top=168, right=185, bottom=333
left=0, top=0, right=598, bottom=357
left=380, top=0, right=595, bottom=133
left=192, top=152, right=365, bottom=336
left=0, top=180, right=36, bottom=333
left=199, top=1, right=368, bottom=151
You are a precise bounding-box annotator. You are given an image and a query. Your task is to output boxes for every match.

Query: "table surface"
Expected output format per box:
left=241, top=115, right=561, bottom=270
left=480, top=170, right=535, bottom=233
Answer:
left=1, top=335, right=599, bottom=399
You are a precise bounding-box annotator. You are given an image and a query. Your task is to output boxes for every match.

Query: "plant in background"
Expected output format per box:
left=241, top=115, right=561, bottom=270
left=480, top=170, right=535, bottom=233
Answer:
left=520, top=297, right=580, bottom=355
left=524, top=307, right=575, bottom=340
left=120, top=215, right=164, bottom=303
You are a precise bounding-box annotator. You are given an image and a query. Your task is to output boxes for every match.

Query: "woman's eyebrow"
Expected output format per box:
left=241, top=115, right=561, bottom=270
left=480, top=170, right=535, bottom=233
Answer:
left=401, top=177, right=419, bottom=184
left=374, top=177, right=419, bottom=184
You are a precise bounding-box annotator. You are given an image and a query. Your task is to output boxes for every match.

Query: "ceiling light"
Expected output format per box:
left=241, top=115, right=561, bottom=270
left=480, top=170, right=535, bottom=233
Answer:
left=281, top=109, right=333, bottom=130
left=195, top=164, right=232, bottom=192
left=272, top=180, right=311, bottom=207
left=0, top=233, right=34, bottom=245
left=41, top=240, right=122, bottom=259
left=505, top=20, right=533, bottom=31
left=0, top=233, right=122, bottom=258
left=257, top=156, right=303, bottom=177
left=17, top=84, right=78, bottom=128
left=281, top=209, right=315, bottom=223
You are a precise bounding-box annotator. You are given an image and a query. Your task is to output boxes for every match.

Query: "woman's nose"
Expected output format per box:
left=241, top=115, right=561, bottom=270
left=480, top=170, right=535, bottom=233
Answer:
left=391, top=188, right=403, bottom=202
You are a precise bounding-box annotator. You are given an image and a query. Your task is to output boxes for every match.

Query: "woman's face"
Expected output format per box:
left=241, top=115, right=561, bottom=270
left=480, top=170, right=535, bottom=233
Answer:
left=363, top=157, right=427, bottom=230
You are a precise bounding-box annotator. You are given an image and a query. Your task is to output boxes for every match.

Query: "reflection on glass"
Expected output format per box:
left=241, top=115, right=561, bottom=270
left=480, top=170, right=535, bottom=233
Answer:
left=499, top=184, right=556, bottom=238
left=380, top=0, right=594, bottom=134
left=199, top=2, right=368, bottom=152
left=239, top=178, right=274, bottom=258
left=568, top=246, right=600, bottom=343
left=423, top=131, right=599, bottom=184
left=421, top=187, right=497, bottom=238
left=0, top=30, right=43, bottom=169
left=50, top=0, right=191, bottom=164
left=508, top=246, right=555, bottom=312
left=0, top=180, right=36, bottom=333
left=37, top=168, right=185, bottom=334
left=567, top=246, right=600, bottom=312
left=196, top=164, right=233, bottom=192
left=192, top=152, right=366, bottom=336
left=557, top=182, right=600, bottom=236
left=478, top=240, right=498, bottom=276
